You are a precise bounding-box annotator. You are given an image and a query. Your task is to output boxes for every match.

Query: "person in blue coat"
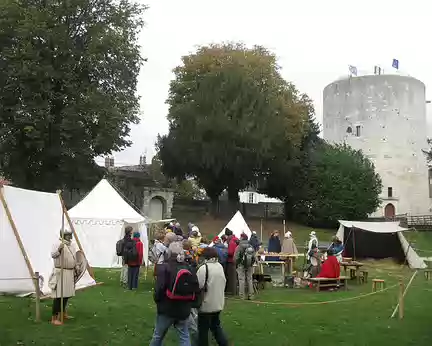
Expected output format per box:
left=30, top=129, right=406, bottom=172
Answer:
left=267, top=230, right=282, bottom=261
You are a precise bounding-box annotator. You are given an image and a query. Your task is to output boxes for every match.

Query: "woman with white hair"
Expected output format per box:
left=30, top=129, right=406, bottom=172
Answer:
left=281, top=231, right=298, bottom=255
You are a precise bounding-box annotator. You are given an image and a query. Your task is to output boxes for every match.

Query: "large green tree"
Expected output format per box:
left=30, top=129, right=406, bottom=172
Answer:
left=0, top=0, right=146, bottom=191
left=157, top=43, right=310, bottom=211
left=292, top=143, right=382, bottom=228
left=258, top=94, right=323, bottom=218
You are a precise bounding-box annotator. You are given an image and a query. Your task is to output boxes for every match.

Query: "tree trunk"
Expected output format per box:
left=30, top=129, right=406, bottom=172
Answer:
left=227, top=186, right=240, bottom=214
left=209, top=195, right=219, bottom=218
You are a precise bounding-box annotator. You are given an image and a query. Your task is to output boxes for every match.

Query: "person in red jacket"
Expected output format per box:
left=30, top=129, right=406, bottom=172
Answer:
left=127, top=231, right=144, bottom=290
left=225, top=228, right=239, bottom=295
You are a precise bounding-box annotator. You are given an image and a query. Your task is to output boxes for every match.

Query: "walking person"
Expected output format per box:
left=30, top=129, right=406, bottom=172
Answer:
left=225, top=228, right=239, bottom=295
left=149, top=247, right=200, bottom=346
left=48, top=229, right=78, bottom=325
left=116, top=226, right=133, bottom=287
left=197, top=247, right=229, bottom=346
left=125, top=231, right=143, bottom=290
left=235, top=233, right=256, bottom=300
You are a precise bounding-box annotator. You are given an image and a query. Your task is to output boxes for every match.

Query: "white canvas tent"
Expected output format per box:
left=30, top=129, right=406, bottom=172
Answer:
left=0, top=185, right=96, bottom=296
left=68, top=179, right=148, bottom=268
left=213, top=211, right=252, bottom=242
left=336, top=220, right=426, bottom=269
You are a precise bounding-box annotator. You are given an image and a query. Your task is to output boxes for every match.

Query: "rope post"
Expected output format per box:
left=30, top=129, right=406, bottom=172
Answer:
left=58, top=189, right=65, bottom=324
left=260, top=219, right=263, bottom=242
left=398, top=279, right=404, bottom=320
left=34, top=272, right=41, bottom=322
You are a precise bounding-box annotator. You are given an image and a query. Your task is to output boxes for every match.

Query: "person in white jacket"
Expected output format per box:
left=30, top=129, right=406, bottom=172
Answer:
left=196, top=247, right=229, bottom=346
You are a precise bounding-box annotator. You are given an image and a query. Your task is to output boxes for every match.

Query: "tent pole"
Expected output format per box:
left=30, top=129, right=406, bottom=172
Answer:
left=59, top=202, right=65, bottom=324
left=57, top=191, right=95, bottom=279
left=353, top=228, right=356, bottom=260
left=0, top=186, right=37, bottom=292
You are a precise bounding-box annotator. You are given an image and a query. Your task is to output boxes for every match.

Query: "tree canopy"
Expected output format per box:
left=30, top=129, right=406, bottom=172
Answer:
left=0, top=0, right=146, bottom=191
left=289, top=143, right=382, bottom=228
left=157, top=43, right=311, bottom=208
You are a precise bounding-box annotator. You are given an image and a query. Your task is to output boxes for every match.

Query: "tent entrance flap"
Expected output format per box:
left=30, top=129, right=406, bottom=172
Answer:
left=344, top=227, right=406, bottom=262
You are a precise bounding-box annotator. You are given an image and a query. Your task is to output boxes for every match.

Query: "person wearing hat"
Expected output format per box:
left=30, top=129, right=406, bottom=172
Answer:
left=213, top=236, right=228, bottom=270
left=282, top=230, right=298, bottom=255
left=126, top=231, right=144, bottom=290
left=49, top=228, right=78, bottom=326
left=307, top=231, right=319, bottom=262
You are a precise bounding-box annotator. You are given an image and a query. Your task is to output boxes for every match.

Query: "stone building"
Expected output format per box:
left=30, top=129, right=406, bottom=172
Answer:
left=106, top=156, right=174, bottom=221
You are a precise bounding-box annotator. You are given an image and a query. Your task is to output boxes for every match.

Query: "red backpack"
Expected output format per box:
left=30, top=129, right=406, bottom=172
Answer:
left=166, top=265, right=200, bottom=301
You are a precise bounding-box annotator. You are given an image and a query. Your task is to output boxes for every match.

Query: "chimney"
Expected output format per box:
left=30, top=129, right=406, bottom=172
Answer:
left=139, top=155, right=146, bottom=166
left=109, top=157, right=114, bottom=167
left=104, top=157, right=110, bottom=168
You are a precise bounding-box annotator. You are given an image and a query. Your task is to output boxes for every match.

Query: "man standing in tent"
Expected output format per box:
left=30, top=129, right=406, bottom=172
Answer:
left=49, top=229, right=78, bottom=326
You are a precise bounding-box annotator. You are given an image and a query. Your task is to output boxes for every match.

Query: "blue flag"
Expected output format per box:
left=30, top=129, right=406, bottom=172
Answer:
left=349, top=65, right=357, bottom=76
left=392, top=59, right=399, bottom=69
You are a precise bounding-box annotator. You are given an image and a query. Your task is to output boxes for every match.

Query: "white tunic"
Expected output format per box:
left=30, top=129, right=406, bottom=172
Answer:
left=49, top=240, right=77, bottom=298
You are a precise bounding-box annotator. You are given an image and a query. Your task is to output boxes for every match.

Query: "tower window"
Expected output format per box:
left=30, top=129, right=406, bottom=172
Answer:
left=388, top=187, right=393, bottom=198
left=355, top=125, right=361, bottom=137
left=346, top=127, right=352, bottom=134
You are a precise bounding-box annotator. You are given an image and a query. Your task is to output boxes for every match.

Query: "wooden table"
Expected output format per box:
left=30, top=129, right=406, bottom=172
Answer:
left=340, top=261, right=364, bottom=284
left=257, top=253, right=304, bottom=276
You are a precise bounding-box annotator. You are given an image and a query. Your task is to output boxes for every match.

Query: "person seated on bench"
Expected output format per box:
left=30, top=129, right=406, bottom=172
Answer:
left=317, top=249, right=340, bottom=279
left=328, top=236, right=344, bottom=263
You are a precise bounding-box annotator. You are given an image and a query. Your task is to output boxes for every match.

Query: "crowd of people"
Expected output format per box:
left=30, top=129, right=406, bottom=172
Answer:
left=49, top=220, right=345, bottom=344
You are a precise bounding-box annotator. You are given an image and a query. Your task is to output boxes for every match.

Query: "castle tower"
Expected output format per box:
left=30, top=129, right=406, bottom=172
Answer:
left=323, top=74, right=430, bottom=216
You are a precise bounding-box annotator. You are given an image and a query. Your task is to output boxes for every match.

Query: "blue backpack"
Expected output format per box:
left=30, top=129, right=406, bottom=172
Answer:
left=215, top=245, right=228, bottom=264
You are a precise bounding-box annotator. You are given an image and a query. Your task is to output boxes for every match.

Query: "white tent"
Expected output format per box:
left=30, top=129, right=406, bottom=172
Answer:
left=0, top=185, right=96, bottom=296
left=336, top=220, right=426, bottom=269
left=68, top=179, right=148, bottom=268
left=213, top=211, right=252, bottom=241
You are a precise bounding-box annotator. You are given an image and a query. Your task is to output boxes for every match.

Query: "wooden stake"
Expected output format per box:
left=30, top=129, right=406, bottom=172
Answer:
left=260, top=219, right=263, bottom=242
left=399, top=279, right=404, bottom=320
left=0, top=187, right=37, bottom=291
left=57, top=191, right=95, bottom=279
left=59, top=198, right=65, bottom=325
left=390, top=271, right=417, bottom=318
left=34, top=272, right=41, bottom=322
left=283, top=219, right=286, bottom=234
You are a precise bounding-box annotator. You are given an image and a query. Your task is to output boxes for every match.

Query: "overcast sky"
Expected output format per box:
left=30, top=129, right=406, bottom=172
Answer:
left=96, top=0, right=432, bottom=167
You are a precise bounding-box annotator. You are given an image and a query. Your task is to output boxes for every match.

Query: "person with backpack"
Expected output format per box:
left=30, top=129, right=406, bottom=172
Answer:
left=149, top=231, right=168, bottom=266
left=149, top=246, right=200, bottom=346
left=234, top=233, right=256, bottom=300
left=125, top=231, right=143, bottom=290
left=197, top=247, right=229, bottom=346
left=212, top=236, right=228, bottom=270
left=116, top=226, right=133, bottom=287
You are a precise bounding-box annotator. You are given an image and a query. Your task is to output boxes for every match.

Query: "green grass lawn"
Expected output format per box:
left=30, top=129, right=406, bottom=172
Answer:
left=1, top=262, right=431, bottom=346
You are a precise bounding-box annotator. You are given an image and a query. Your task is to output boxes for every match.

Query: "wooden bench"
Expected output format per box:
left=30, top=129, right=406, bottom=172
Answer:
left=372, top=279, right=385, bottom=292
left=309, top=276, right=349, bottom=292
left=422, top=269, right=432, bottom=280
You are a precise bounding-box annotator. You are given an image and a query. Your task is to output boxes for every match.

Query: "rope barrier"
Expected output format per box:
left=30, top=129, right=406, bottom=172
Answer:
left=0, top=278, right=34, bottom=281
left=228, top=283, right=399, bottom=306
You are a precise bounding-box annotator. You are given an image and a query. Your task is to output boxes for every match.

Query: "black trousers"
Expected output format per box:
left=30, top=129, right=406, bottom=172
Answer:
left=52, top=297, right=69, bottom=316
left=198, top=312, right=228, bottom=346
